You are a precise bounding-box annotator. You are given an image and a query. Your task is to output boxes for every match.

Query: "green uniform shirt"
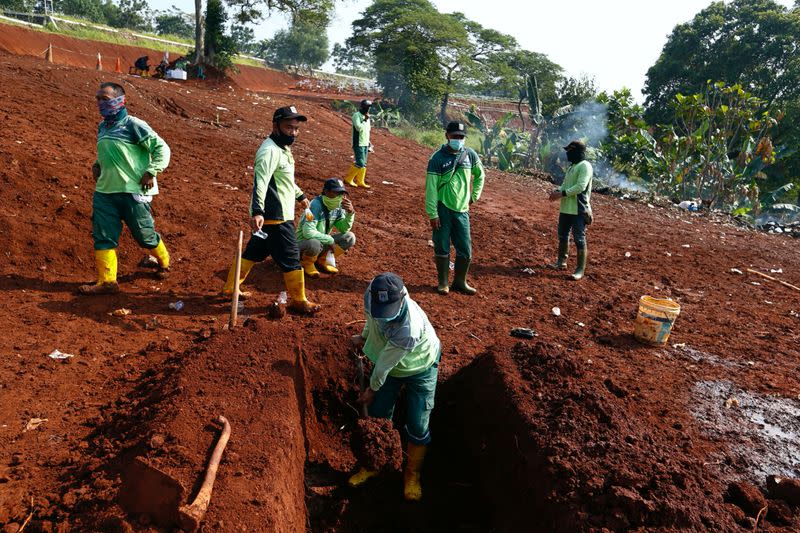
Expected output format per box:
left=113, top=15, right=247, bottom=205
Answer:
left=559, top=160, right=593, bottom=215
left=361, top=293, right=440, bottom=391
left=352, top=111, right=371, bottom=147
left=95, top=109, right=170, bottom=196
left=425, top=146, right=485, bottom=219
left=296, top=196, right=354, bottom=245
left=250, top=136, right=305, bottom=221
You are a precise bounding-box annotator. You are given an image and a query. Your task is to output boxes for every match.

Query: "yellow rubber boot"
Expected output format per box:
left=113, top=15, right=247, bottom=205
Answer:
left=301, top=254, right=321, bottom=278
left=354, top=167, right=370, bottom=189
left=79, top=249, right=120, bottom=295
left=222, top=258, right=256, bottom=299
left=348, top=467, right=378, bottom=487
left=403, top=443, right=427, bottom=501
left=283, top=269, right=320, bottom=315
left=316, top=246, right=343, bottom=274
left=343, top=164, right=359, bottom=187
left=152, top=239, right=170, bottom=269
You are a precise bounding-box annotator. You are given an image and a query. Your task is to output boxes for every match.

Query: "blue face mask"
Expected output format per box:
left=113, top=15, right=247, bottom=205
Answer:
left=448, top=139, right=465, bottom=151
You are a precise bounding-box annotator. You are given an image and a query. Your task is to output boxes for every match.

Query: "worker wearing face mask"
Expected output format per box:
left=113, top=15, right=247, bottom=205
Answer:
left=548, top=140, right=593, bottom=280
left=296, top=178, right=356, bottom=277
left=424, top=121, right=485, bottom=295
left=349, top=273, right=442, bottom=502
left=221, top=106, right=320, bottom=314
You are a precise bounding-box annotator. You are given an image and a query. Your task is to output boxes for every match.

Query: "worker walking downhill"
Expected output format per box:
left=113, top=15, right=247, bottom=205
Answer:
left=549, top=140, right=594, bottom=280
left=80, top=82, right=171, bottom=295
left=349, top=273, right=441, bottom=501
left=222, top=106, right=320, bottom=314
left=425, top=121, right=485, bottom=295
left=297, top=178, right=356, bottom=278
left=343, top=99, right=372, bottom=188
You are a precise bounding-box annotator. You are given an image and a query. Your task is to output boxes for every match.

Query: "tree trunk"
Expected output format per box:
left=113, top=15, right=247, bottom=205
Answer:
left=517, top=97, right=526, bottom=132
left=194, top=0, right=204, bottom=65
left=439, top=71, right=453, bottom=127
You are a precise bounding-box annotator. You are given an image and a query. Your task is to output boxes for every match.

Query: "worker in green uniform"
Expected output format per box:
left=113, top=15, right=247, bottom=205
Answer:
left=80, top=82, right=171, bottom=295
left=222, top=106, right=320, bottom=315
left=425, top=121, right=485, bottom=295
left=297, top=178, right=356, bottom=277
left=549, top=140, right=593, bottom=280
left=348, top=273, right=441, bottom=502
left=343, top=99, right=372, bottom=188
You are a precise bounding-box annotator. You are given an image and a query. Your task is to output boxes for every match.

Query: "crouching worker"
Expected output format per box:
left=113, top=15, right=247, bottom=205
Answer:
left=297, top=178, right=356, bottom=277
left=80, top=82, right=171, bottom=294
left=349, top=273, right=441, bottom=501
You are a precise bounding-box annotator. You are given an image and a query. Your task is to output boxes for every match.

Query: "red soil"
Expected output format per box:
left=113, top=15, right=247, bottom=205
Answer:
left=352, top=418, right=402, bottom=473
left=1, top=25, right=800, bottom=532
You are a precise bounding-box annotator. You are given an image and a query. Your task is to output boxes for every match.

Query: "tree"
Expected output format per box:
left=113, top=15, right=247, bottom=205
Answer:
left=260, top=20, right=329, bottom=73
left=343, top=0, right=467, bottom=120
left=204, top=0, right=236, bottom=68
left=332, top=42, right=374, bottom=78
left=644, top=0, right=800, bottom=122
left=154, top=6, right=194, bottom=38
left=230, top=23, right=255, bottom=54
left=105, top=0, right=152, bottom=30
left=434, top=13, right=517, bottom=124
left=555, top=74, right=598, bottom=107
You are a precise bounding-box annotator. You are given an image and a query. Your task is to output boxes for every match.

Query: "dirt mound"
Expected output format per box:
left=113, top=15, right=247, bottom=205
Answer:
left=352, top=418, right=403, bottom=472
left=442, top=342, right=799, bottom=531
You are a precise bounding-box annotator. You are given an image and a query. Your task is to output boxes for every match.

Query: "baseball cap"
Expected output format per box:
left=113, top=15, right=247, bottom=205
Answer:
left=273, top=105, right=307, bottom=122
left=563, top=140, right=587, bottom=151
left=446, top=121, right=467, bottom=137
left=369, top=272, right=406, bottom=319
left=360, top=99, right=373, bottom=108
left=323, top=178, right=347, bottom=194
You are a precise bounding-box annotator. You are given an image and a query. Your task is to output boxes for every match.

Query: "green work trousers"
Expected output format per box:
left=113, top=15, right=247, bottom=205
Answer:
left=91, top=191, right=161, bottom=250
left=432, top=202, right=472, bottom=260
left=353, top=146, right=369, bottom=168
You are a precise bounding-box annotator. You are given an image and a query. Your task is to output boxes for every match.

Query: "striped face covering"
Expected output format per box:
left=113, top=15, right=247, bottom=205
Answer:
left=98, top=95, right=126, bottom=118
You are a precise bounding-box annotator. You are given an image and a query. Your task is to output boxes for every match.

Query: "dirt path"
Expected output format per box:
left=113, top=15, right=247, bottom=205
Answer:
left=1, top=46, right=799, bottom=531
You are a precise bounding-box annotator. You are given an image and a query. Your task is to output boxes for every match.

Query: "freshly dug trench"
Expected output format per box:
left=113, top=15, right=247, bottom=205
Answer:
left=352, top=417, right=403, bottom=472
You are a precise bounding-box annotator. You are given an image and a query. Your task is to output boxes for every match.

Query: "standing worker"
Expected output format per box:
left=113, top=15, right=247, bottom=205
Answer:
left=343, top=99, right=372, bottom=189
left=221, top=106, right=320, bottom=314
left=80, top=82, right=171, bottom=295
left=349, top=273, right=441, bottom=502
left=425, top=121, right=485, bottom=295
left=297, top=178, right=357, bottom=278
left=549, top=140, right=593, bottom=280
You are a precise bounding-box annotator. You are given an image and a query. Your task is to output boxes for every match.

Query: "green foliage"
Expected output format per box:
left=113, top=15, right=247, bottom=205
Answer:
left=331, top=100, right=357, bottom=114
left=104, top=0, right=152, bottom=31
left=371, top=101, right=402, bottom=129
left=154, top=6, right=193, bottom=39
left=555, top=75, right=598, bottom=108
left=229, top=23, right=255, bottom=54
left=259, top=20, right=329, bottom=73
left=0, top=0, right=35, bottom=12
left=331, top=42, right=374, bottom=78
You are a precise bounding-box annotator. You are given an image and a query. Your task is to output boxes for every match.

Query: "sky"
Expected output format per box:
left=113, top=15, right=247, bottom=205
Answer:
left=148, top=0, right=797, bottom=99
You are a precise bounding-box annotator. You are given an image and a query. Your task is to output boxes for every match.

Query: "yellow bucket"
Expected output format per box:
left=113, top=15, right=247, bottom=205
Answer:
left=633, top=296, right=681, bottom=345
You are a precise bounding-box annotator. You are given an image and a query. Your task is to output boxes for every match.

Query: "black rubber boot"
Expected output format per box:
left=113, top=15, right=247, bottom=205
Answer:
left=550, top=241, right=568, bottom=270
left=434, top=256, right=450, bottom=295
left=571, top=247, right=587, bottom=281
left=452, top=256, right=477, bottom=295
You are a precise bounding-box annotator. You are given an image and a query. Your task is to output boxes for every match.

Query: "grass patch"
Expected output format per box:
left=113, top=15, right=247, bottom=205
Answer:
left=391, top=123, right=484, bottom=153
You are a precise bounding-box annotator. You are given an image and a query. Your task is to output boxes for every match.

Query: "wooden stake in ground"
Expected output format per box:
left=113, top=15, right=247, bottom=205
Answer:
left=746, top=268, right=800, bottom=293
left=178, top=416, right=232, bottom=532
left=229, top=230, right=243, bottom=329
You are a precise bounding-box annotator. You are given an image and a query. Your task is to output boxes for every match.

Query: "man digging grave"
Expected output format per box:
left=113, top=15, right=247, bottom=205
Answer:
left=348, top=273, right=441, bottom=501
left=80, top=82, right=172, bottom=295
left=221, top=106, right=320, bottom=315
